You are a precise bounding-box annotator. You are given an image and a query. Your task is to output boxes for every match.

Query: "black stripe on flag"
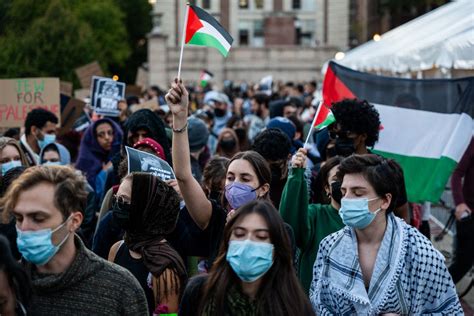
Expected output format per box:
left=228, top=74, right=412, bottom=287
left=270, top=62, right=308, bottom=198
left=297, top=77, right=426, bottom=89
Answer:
left=329, top=62, right=474, bottom=117
left=190, top=5, right=234, bottom=45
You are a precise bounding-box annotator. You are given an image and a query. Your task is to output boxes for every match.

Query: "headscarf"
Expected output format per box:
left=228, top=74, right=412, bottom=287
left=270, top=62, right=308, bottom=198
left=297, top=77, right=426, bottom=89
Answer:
left=124, top=173, right=187, bottom=299
left=123, top=109, right=172, bottom=164
left=75, top=118, right=123, bottom=187
left=39, top=143, right=71, bottom=165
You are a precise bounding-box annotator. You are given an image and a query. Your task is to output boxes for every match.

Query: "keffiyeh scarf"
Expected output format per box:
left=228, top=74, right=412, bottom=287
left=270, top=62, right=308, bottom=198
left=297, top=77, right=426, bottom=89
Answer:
left=310, top=214, right=462, bottom=315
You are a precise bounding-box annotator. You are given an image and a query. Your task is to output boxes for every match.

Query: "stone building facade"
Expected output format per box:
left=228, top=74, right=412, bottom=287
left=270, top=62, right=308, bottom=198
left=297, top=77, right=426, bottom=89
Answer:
left=148, top=0, right=349, bottom=88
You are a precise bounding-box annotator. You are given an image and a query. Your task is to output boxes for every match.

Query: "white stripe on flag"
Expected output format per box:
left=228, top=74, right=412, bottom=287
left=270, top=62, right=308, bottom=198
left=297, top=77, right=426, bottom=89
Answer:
left=197, top=20, right=232, bottom=51
left=373, top=104, right=472, bottom=161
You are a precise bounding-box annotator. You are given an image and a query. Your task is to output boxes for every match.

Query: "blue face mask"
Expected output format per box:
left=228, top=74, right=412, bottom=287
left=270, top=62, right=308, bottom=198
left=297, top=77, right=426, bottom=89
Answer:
left=37, top=133, right=56, bottom=149
left=43, top=161, right=61, bottom=166
left=339, top=197, right=382, bottom=229
left=16, top=216, right=71, bottom=266
left=225, top=182, right=258, bottom=210
left=2, top=160, right=22, bottom=175
left=226, top=239, right=274, bottom=282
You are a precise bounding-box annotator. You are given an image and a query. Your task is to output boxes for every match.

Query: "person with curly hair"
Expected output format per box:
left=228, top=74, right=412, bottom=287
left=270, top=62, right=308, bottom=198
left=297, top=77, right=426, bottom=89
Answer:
left=328, top=99, right=409, bottom=221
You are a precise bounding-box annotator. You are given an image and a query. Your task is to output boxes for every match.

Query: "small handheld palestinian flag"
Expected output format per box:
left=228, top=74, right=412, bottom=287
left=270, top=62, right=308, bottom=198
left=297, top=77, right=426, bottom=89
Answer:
left=303, top=101, right=336, bottom=146
left=200, top=70, right=214, bottom=87
left=177, top=3, right=234, bottom=78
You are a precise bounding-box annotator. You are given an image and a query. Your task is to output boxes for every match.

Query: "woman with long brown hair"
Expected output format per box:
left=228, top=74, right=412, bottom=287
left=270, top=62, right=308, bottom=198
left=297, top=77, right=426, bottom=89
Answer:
left=180, top=200, right=314, bottom=316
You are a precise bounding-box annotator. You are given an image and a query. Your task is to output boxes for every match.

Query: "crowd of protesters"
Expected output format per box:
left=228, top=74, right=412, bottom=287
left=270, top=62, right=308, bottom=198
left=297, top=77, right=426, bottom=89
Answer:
left=0, top=76, right=471, bottom=315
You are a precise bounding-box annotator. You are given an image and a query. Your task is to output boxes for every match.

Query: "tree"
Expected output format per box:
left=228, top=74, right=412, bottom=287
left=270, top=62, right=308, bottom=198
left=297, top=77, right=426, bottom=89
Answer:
left=111, top=0, right=153, bottom=83
left=0, top=0, right=132, bottom=84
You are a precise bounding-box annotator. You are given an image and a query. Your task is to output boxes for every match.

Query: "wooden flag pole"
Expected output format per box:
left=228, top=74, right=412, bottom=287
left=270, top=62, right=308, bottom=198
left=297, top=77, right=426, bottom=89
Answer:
left=177, top=3, right=190, bottom=79
left=303, top=100, right=322, bottom=147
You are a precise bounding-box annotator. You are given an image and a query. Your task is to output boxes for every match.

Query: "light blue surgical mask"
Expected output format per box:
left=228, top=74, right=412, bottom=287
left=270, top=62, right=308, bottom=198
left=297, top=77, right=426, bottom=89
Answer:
left=339, top=197, right=382, bottom=229
left=38, top=134, right=56, bottom=149
left=16, top=216, right=71, bottom=266
left=43, top=161, right=61, bottom=166
left=226, top=239, right=274, bottom=282
left=1, top=160, right=22, bottom=175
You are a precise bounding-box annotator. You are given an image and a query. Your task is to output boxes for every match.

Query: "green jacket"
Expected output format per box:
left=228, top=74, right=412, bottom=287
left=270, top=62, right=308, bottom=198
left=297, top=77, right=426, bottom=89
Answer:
left=279, top=167, right=344, bottom=294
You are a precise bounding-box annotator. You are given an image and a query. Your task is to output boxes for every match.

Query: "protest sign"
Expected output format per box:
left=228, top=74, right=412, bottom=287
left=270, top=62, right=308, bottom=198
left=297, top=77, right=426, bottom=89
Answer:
left=135, top=66, right=148, bottom=90
left=75, top=61, right=104, bottom=88
left=74, top=89, right=90, bottom=101
left=0, top=78, right=61, bottom=128
left=72, top=110, right=92, bottom=132
left=60, top=81, right=73, bottom=97
left=125, top=85, right=143, bottom=97
left=130, top=99, right=159, bottom=113
left=90, top=76, right=125, bottom=117
left=126, top=146, right=175, bottom=181
left=59, top=98, right=86, bottom=135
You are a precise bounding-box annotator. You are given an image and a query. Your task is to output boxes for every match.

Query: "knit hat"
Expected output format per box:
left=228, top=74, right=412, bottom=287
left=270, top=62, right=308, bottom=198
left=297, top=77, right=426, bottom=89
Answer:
left=133, top=137, right=166, bottom=161
left=267, top=116, right=296, bottom=140
left=188, top=116, right=209, bottom=152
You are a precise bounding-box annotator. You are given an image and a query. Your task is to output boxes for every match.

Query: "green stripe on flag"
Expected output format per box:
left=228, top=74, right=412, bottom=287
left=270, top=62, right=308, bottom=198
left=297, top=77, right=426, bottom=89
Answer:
left=372, top=150, right=457, bottom=203
left=315, top=111, right=335, bottom=130
left=188, top=32, right=229, bottom=57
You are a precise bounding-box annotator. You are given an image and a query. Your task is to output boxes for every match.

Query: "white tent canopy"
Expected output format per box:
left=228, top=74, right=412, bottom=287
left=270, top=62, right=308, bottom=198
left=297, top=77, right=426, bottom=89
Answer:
left=338, top=0, right=474, bottom=73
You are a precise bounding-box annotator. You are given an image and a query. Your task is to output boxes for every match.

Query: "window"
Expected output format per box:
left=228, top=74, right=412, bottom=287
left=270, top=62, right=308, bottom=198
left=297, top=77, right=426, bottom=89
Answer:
left=255, top=0, right=264, bottom=9
left=202, top=0, right=210, bottom=9
left=239, top=29, right=249, bottom=45
left=292, top=0, right=301, bottom=9
left=253, top=20, right=264, bottom=46
left=239, top=0, right=249, bottom=9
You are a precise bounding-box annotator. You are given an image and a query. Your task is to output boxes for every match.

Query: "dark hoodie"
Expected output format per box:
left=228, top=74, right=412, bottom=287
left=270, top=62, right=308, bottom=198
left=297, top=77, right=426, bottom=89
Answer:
left=75, top=118, right=123, bottom=188
left=105, top=109, right=172, bottom=191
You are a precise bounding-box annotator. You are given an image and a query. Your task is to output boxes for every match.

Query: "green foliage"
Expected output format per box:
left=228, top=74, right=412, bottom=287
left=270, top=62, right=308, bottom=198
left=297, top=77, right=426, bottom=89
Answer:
left=0, top=0, right=152, bottom=84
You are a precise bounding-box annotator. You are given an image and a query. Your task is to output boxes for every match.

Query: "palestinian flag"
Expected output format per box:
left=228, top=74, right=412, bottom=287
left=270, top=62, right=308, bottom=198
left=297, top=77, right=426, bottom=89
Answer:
left=200, top=70, right=213, bottom=87
left=322, top=61, right=473, bottom=203
left=312, top=104, right=335, bottom=130
left=185, top=5, right=233, bottom=57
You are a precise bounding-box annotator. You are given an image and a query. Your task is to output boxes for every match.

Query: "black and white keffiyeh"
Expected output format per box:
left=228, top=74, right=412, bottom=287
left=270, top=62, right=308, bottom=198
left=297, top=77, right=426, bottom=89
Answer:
left=309, top=213, right=462, bottom=315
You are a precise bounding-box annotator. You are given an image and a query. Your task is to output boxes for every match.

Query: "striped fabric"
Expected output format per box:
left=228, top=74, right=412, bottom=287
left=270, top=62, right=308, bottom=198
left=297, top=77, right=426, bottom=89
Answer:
left=309, top=214, right=462, bottom=315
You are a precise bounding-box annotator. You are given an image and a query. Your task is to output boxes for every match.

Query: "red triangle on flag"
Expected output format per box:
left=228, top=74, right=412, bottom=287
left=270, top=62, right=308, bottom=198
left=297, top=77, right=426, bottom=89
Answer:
left=185, top=7, right=204, bottom=43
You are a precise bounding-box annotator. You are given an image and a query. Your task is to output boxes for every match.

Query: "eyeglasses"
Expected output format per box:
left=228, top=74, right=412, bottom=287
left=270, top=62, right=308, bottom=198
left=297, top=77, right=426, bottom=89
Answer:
left=113, top=195, right=131, bottom=208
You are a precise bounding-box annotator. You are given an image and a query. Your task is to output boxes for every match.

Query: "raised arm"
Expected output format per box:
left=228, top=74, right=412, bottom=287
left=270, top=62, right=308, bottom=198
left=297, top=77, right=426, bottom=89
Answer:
left=166, top=79, right=212, bottom=230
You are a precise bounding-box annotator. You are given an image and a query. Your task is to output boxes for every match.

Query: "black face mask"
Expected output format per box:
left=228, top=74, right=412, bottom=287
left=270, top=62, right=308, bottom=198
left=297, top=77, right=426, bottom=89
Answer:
left=214, top=108, right=226, bottom=117
left=330, top=181, right=343, bottom=204
left=335, top=138, right=356, bottom=157
left=219, top=139, right=237, bottom=151
left=111, top=200, right=131, bottom=229
left=234, top=128, right=247, bottom=141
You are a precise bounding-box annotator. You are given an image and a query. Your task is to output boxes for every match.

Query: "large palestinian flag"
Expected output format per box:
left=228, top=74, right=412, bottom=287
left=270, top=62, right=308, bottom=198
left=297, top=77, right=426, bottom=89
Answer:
left=185, top=5, right=233, bottom=57
left=322, top=61, right=473, bottom=203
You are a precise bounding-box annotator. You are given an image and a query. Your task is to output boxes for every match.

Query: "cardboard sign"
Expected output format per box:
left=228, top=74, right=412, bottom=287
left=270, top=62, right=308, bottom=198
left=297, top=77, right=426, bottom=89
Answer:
left=74, top=88, right=90, bottom=101
left=0, top=78, right=61, bottom=128
left=72, top=110, right=92, bottom=132
left=90, top=76, right=125, bottom=117
left=135, top=66, right=148, bottom=90
left=60, top=81, right=73, bottom=97
left=125, top=85, right=143, bottom=97
left=130, top=99, right=159, bottom=113
left=126, top=146, right=175, bottom=181
left=75, top=61, right=104, bottom=88
left=58, top=98, right=86, bottom=136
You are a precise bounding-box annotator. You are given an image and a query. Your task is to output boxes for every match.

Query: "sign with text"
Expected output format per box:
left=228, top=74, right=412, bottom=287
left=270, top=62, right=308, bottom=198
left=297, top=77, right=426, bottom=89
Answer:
left=0, top=78, right=61, bottom=128
left=126, top=146, right=175, bottom=181
left=90, top=76, right=125, bottom=117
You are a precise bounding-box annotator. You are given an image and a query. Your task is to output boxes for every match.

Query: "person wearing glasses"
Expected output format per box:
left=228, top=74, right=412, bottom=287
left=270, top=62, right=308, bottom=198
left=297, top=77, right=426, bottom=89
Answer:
left=108, top=172, right=187, bottom=315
